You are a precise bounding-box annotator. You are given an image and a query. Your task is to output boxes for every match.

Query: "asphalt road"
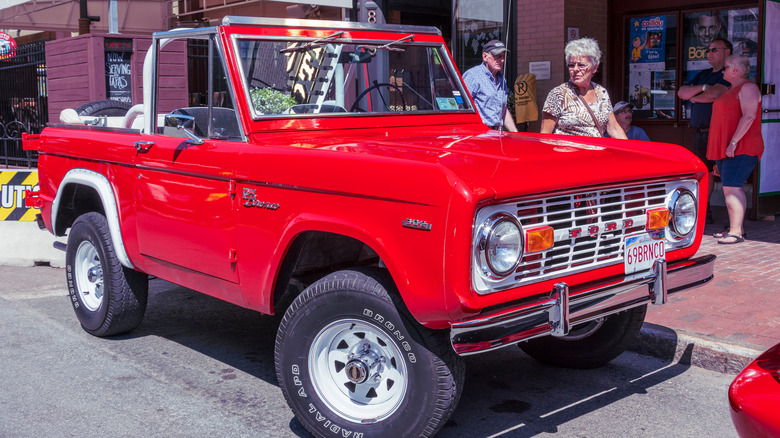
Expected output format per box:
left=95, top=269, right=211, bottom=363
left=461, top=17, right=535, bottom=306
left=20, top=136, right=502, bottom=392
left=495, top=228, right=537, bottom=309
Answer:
left=0, top=266, right=738, bottom=438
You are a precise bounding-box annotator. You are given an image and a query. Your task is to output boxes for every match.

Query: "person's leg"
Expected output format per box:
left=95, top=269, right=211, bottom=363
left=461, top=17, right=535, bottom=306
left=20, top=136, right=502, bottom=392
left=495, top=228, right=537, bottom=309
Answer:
left=721, top=186, right=746, bottom=240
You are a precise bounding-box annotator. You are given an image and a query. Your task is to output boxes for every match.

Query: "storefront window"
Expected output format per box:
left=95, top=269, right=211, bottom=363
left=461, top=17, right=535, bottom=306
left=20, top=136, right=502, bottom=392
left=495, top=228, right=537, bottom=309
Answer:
left=625, top=7, right=759, bottom=122
left=454, top=0, right=506, bottom=71
left=625, top=14, right=678, bottom=120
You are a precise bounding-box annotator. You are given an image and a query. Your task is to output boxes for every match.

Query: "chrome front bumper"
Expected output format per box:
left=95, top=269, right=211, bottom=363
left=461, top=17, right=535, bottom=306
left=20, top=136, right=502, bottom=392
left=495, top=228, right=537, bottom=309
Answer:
left=450, top=254, right=716, bottom=355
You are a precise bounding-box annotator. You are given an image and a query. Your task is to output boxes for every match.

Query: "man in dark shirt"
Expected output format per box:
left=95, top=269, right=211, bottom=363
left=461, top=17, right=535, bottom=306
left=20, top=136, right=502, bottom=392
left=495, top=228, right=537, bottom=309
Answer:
left=677, top=38, right=732, bottom=222
left=677, top=38, right=732, bottom=165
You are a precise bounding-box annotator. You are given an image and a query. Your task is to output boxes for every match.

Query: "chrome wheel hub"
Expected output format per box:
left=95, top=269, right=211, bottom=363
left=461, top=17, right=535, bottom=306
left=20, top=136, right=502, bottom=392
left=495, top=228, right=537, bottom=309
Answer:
left=309, top=319, right=407, bottom=423
left=75, top=241, right=103, bottom=311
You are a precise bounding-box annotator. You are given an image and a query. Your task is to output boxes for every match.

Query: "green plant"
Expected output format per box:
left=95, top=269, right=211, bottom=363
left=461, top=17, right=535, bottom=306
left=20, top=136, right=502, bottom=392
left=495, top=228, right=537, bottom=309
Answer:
left=250, top=87, right=296, bottom=114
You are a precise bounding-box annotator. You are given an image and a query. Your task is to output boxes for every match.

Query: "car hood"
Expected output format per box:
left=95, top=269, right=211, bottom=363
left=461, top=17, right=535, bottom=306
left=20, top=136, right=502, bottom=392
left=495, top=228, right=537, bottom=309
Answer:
left=272, top=126, right=706, bottom=200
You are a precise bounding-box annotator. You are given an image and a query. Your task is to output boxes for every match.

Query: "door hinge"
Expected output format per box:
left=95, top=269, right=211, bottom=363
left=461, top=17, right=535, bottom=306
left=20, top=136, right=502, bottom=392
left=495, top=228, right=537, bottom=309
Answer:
left=229, top=180, right=237, bottom=197
left=229, top=248, right=238, bottom=263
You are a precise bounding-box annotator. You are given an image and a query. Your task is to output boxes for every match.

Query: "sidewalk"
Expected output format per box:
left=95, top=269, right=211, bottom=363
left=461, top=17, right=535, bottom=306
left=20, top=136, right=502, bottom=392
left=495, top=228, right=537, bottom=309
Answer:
left=633, top=211, right=780, bottom=373
left=2, top=214, right=778, bottom=373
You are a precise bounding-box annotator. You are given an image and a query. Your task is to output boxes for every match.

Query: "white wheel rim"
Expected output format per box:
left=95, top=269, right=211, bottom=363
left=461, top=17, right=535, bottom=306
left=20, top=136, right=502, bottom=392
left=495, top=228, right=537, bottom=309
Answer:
left=75, top=240, right=103, bottom=311
left=309, top=319, right=408, bottom=423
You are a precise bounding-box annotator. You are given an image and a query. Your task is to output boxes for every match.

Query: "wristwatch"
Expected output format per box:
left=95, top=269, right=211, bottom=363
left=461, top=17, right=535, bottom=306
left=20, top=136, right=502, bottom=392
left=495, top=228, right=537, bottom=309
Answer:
left=730, top=141, right=738, bottom=146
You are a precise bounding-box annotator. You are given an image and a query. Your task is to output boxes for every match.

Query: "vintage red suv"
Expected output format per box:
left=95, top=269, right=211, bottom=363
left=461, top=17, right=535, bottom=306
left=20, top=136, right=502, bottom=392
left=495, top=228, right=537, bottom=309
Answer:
left=24, top=17, right=715, bottom=438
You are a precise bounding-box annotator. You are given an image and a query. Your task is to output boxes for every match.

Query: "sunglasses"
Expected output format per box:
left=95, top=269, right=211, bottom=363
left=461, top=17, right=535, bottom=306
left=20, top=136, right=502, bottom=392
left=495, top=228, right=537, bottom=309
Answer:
left=706, top=47, right=727, bottom=53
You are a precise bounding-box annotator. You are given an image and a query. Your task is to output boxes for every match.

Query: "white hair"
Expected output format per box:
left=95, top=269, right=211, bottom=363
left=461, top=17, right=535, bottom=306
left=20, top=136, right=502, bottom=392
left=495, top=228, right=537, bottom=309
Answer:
left=565, top=37, right=602, bottom=70
left=725, top=54, right=750, bottom=78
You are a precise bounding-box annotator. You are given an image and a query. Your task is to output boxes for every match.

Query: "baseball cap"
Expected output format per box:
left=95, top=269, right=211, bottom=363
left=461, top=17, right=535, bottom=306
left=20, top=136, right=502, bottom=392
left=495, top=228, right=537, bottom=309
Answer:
left=613, top=101, right=634, bottom=113
left=483, top=40, right=509, bottom=55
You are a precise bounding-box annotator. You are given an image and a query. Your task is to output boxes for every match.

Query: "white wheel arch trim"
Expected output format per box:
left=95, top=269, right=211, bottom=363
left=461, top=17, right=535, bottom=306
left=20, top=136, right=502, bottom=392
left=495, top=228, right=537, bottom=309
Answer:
left=52, top=168, right=134, bottom=269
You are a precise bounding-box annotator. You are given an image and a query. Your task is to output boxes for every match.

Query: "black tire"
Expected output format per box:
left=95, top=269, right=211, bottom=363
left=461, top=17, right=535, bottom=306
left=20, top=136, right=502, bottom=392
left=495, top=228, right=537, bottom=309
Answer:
left=274, top=268, right=465, bottom=438
left=65, top=212, right=148, bottom=337
left=74, top=99, right=132, bottom=117
left=519, top=305, right=647, bottom=369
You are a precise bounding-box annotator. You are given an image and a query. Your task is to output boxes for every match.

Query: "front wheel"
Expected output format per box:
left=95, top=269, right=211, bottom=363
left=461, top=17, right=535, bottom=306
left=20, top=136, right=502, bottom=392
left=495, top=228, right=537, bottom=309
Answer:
left=519, top=305, right=647, bottom=369
left=274, top=268, right=464, bottom=438
left=65, top=212, right=148, bottom=337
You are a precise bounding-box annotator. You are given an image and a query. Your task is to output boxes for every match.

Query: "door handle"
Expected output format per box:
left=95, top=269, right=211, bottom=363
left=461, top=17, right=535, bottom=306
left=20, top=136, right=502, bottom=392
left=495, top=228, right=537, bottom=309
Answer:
left=133, top=141, right=154, bottom=153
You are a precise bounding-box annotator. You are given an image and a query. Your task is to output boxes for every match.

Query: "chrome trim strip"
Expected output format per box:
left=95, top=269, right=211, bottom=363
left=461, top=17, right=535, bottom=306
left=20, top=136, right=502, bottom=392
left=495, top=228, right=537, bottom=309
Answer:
left=451, top=254, right=715, bottom=355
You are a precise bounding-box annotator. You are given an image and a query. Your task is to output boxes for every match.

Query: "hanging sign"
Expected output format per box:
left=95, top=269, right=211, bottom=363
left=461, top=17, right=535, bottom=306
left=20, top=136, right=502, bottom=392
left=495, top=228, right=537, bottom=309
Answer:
left=0, top=32, right=17, bottom=60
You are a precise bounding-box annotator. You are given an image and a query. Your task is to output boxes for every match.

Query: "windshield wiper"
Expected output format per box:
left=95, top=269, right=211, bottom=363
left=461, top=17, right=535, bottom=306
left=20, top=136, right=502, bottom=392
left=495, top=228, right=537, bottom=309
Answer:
left=357, top=34, right=415, bottom=54
left=279, top=31, right=344, bottom=54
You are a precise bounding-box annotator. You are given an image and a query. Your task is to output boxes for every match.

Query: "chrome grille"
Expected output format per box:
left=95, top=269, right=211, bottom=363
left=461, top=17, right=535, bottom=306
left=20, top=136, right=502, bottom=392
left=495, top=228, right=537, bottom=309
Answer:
left=513, top=182, right=667, bottom=282
left=471, top=178, right=700, bottom=295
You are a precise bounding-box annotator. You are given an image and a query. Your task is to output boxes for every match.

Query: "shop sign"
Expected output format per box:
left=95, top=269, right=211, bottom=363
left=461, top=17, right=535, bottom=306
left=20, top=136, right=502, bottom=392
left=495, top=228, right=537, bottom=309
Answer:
left=0, top=32, right=17, bottom=60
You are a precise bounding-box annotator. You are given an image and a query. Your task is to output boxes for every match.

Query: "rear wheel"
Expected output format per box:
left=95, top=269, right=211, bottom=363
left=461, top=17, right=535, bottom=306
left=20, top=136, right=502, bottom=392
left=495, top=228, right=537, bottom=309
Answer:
left=65, top=212, right=148, bottom=336
left=275, top=268, right=464, bottom=438
left=519, top=305, right=647, bottom=369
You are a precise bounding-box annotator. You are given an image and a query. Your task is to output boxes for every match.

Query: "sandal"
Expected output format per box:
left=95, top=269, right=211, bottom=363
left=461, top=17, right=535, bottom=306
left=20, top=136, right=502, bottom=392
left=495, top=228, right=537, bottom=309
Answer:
left=712, top=227, right=729, bottom=238
left=713, top=228, right=747, bottom=239
left=717, top=234, right=745, bottom=245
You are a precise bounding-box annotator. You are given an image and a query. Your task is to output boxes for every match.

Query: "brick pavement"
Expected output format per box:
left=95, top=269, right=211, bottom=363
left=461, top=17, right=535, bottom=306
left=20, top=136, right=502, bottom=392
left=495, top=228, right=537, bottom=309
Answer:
left=644, top=211, right=780, bottom=355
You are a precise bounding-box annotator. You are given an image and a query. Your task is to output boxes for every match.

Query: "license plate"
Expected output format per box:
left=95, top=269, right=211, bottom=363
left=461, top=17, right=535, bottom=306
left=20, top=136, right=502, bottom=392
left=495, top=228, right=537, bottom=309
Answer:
left=624, top=234, right=665, bottom=274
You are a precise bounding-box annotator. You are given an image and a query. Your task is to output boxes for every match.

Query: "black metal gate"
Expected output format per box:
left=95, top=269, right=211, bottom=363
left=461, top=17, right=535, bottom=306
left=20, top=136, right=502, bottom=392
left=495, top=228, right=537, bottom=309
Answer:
left=0, top=41, right=47, bottom=168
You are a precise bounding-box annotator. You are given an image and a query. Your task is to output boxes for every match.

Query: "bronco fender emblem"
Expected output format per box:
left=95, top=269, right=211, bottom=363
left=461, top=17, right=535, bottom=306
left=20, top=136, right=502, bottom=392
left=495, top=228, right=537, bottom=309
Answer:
left=242, top=188, right=280, bottom=210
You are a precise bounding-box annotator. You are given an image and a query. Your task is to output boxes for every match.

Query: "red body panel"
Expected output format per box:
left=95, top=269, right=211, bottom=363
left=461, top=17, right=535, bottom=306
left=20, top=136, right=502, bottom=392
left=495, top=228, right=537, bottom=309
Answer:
left=25, top=21, right=709, bottom=328
left=729, top=343, right=780, bottom=437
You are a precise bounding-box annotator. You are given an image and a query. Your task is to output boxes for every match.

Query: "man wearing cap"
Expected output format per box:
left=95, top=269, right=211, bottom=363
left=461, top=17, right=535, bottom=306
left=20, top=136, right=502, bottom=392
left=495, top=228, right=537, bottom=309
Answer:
left=462, top=40, right=518, bottom=132
left=613, top=101, right=650, bottom=141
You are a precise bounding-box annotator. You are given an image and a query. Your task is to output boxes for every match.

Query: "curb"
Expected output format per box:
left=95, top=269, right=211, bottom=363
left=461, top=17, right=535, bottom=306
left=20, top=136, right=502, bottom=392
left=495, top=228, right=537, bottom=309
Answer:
left=630, top=322, right=762, bottom=374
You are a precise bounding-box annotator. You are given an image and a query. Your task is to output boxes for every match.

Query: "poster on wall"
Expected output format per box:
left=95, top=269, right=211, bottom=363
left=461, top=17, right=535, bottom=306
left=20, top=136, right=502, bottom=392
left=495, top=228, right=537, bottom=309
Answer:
left=628, top=15, right=666, bottom=72
left=727, top=8, right=760, bottom=81
left=683, top=11, right=727, bottom=79
left=628, top=70, right=651, bottom=110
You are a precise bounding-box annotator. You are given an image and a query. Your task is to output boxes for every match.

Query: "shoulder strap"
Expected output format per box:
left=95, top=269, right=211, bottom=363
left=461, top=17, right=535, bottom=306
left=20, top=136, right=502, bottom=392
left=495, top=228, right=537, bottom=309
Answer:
left=568, top=82, right=603, bottom=136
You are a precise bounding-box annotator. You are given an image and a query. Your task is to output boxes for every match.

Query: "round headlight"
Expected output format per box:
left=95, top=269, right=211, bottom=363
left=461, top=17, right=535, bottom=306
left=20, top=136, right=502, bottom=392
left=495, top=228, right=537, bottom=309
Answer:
left=670, top=189, right=697, bottom=237
left=479, top=214, right=523, bottom=278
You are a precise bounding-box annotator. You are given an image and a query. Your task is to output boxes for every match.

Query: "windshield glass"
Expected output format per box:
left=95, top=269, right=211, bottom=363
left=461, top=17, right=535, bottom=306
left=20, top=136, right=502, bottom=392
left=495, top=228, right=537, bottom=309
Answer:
left=234, top=37, right=473, bottom=117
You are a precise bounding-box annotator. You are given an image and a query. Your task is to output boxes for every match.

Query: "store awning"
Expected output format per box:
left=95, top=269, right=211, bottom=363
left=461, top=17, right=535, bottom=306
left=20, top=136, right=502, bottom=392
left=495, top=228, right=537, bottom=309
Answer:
left=0, top=0, right=352, bottom=33
left=0, top=0, right=169, bottom=33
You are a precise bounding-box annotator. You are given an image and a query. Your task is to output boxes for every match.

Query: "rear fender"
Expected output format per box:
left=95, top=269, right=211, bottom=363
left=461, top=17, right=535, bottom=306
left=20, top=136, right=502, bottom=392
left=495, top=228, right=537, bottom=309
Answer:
left=53, top=168, right=134, bottom=269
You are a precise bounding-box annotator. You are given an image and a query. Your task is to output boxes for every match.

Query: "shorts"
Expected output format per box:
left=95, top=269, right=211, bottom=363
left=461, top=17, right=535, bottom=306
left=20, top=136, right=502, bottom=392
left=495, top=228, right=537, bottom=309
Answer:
left=716, top=155, right=759, bottom=187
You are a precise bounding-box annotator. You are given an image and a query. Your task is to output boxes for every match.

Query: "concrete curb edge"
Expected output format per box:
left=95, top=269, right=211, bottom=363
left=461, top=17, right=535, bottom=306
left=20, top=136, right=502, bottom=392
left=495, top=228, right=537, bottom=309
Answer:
left=631, top=322, right=763, bottom=374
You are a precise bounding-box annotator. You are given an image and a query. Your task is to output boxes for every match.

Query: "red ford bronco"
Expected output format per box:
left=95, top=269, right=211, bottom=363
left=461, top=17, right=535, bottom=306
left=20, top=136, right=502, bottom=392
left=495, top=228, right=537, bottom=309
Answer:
left=25, top=17, right=714, bottom=438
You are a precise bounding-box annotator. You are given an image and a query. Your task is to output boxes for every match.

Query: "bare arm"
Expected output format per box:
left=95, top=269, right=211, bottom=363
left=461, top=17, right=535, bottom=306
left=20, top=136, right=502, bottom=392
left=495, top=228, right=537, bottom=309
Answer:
left=725, top=83, right=761, bottom=157
left=540, top=113, right=557, bottom=134
left=503, top=108, right=518, bottom=132
left=605, top=113, right=628, bottom=139
left=688, top=83, right=729, bottom=104
left=677, top=83, right=705, bottom=101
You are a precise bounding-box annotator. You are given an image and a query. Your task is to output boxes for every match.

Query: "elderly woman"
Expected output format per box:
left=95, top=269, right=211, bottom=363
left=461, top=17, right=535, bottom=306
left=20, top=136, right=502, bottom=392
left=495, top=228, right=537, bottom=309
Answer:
left=708, top=54, right=764, bottom=244
left=541, top=38, right=626, bottom=138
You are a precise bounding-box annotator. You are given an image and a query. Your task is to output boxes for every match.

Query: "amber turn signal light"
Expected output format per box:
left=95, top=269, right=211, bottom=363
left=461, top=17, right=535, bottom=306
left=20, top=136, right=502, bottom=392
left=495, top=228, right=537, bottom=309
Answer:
left=525, top=225, right=554, bottom=253
left=646, top=207, right=670, bottom=230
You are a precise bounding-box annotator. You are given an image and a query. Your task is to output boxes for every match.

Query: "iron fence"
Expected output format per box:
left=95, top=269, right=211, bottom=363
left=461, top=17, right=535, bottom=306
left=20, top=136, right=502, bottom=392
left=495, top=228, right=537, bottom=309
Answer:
left=0, top=41, right=47, bottom=168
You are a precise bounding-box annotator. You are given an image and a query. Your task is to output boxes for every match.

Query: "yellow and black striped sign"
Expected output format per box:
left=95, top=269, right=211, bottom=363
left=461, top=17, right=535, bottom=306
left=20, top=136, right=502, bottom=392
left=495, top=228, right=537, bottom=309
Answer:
left=0, top=171, right=39, bottom=221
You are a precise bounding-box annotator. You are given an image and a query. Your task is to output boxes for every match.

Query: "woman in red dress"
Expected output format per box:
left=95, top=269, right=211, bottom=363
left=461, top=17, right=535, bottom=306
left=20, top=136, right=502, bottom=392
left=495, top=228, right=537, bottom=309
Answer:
left=707, top=54, right=764, bottom=244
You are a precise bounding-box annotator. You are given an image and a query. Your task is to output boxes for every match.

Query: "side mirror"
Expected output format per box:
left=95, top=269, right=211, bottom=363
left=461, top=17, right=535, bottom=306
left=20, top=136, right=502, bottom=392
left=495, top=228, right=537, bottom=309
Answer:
left=164, top=113, right=204, bottom=145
